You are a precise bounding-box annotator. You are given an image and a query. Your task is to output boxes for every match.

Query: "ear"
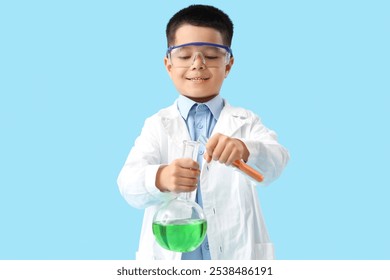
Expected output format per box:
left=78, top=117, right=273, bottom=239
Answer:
left=225, top=57, right=234, bottom=78
left=164, top=56, right=173, bottom=78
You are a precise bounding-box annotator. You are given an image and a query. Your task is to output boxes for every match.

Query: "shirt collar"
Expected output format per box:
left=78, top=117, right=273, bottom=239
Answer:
left=177, top=95, right=224, bottom=121
left=177, top=95, right=196, bottom=120
left=206, top=94, right=224, bottom=120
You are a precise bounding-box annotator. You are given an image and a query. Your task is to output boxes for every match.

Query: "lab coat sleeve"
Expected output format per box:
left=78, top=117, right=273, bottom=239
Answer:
left=117, top=116, right=176, bottom=209
left=239, top=114, right=290, bottom=185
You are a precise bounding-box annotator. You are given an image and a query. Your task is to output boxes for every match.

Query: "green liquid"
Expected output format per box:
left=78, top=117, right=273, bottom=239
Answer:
left=152, top=219, right=207, bottom=252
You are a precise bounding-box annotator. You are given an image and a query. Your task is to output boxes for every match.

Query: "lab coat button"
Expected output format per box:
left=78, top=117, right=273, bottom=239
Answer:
left=199, top=150, right=204, bottom=155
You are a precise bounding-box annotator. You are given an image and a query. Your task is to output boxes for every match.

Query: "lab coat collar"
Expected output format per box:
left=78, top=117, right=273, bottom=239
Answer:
left=158, top=102, right=191, bottom=149
left=212, top=102, right=251, bottom=137
left=158, top=100, right=250, bottom=147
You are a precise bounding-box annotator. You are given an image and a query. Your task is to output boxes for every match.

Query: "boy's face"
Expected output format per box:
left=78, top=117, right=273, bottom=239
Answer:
left=164, top=24, right=234, bottom=103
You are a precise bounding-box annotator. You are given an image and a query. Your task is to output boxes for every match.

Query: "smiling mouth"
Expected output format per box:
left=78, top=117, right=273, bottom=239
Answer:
left=186, top=77, right=209, bottom=81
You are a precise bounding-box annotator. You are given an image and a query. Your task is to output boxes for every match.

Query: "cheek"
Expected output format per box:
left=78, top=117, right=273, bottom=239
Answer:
left=211, top=71, right=226, bottom=86
left=172, top=70, right=186, bottom=80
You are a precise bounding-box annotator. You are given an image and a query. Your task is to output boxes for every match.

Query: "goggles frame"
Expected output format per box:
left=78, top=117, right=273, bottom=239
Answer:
left=166, top=42, right=233, bottom=68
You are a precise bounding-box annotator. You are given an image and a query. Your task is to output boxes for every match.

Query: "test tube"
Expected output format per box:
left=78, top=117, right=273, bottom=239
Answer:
left=181, top=140, right=200, bottom=200
left=198, top=135, right=264, bottom=183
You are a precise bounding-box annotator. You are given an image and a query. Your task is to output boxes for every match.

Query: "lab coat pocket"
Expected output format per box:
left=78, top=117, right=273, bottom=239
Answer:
left=254, top=243, right=275, bottom=260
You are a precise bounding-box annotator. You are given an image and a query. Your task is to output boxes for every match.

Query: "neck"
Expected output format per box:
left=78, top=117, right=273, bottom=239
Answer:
left=185, top=94, right=218, bottom=103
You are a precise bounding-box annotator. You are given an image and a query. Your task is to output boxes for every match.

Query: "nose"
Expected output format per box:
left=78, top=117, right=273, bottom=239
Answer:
left=191, top=52, right=206, bottom=70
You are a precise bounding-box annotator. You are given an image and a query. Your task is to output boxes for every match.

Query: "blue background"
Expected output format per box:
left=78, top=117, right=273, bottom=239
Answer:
left=0, top=0, right=389, bottom=260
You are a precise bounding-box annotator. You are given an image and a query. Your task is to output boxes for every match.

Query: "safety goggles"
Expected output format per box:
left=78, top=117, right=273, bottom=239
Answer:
left=166, top=42, right=233, bottom=68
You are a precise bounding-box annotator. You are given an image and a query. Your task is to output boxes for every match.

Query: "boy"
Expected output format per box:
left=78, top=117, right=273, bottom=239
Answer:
left=117, top=5, right=289, bottom=260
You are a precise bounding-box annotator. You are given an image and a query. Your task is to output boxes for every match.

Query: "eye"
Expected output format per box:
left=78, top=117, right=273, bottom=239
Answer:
left=205, top=56, right=218, bottom=60
left=177, top=55, right=191, bottom=60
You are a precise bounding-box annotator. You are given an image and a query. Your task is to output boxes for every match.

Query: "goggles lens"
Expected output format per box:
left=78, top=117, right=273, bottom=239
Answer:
left=167, top=42, right=232, bottom=68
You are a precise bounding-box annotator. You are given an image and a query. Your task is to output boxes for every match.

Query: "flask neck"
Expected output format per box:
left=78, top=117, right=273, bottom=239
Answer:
left=179, top=192, right=191, bottom=201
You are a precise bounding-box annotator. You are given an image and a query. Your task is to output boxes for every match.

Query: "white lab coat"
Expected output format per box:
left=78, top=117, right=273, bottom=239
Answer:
left=117, top=100, right=289, bottom=260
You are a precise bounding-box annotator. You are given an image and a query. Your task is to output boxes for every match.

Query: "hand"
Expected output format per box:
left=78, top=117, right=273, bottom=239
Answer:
left=204, top=133, right=250, bottom=165
left=156, top=158, right=200, bottom=193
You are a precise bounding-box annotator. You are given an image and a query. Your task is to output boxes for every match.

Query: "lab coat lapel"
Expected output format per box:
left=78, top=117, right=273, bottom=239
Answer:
left=159, top=105, right=191, bottom=149
left=212, top=102, right=249, bottom=137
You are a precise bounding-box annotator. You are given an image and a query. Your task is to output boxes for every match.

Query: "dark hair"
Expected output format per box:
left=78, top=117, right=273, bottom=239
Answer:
left=166, top=5, right=234, bottom=47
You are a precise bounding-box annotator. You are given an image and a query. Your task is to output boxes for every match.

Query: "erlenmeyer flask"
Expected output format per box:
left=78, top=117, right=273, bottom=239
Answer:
left=152, top=140, right=207, bottom=252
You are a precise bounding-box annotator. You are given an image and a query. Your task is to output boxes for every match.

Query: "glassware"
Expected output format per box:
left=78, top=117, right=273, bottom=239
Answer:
left=152, top=140, right=207, bottom=252
left=198, top=135, right=264, bottom=182
left=166, top=42, right=232, bottom=68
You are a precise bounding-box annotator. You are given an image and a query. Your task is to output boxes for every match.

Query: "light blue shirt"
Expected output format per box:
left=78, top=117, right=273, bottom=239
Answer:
left=177, top=94, right=224, bottom=260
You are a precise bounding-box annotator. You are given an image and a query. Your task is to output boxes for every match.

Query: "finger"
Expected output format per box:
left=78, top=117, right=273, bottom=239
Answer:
left=171, top=173, right=198, bottom=185
left=178, top=158, right=200, bottom=170
left=205, top=133, right=221, bottom=159
left=222, top=142, right=240, bottom=165
left=212, top=138, right=228, bottom=161
left=180, top=167, right=200, bottom=179
left=225, top=151, right=240, bottom=166
left=179, top=185, right=197, bottom=192
left=217, top=148, right=229, bottom=163
left=175, top=178, right=198, bottom=193
left=170, top=183, right=197, bottom=193
left=177, top=177, right=198, bottom=187
left=204, top=152, right=212, bottom=163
